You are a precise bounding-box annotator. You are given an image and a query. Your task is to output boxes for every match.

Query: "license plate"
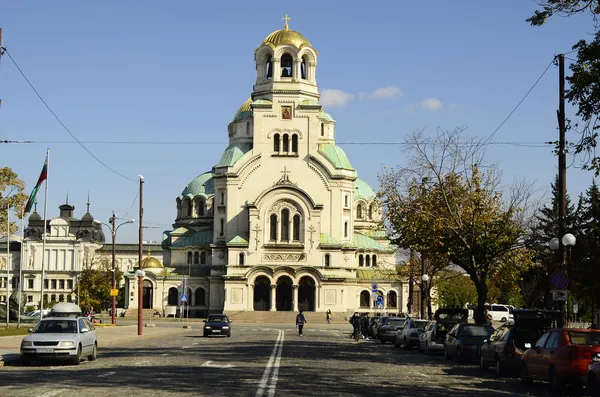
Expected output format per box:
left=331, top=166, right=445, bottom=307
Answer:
left=212, top=329, right=221, bottom=333
left=37, top=348, right=54, bottom=353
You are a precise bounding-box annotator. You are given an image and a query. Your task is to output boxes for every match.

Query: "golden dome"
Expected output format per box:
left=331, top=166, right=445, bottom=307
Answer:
left=141, top=253, right=163, bottom=269
left=233, top=98, right=252, bottom=121
left=261, top=15, right=311, bottom=50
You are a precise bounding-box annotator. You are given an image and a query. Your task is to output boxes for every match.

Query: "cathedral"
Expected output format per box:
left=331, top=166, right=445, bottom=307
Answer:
left=123, top=18, right=407, bottom=318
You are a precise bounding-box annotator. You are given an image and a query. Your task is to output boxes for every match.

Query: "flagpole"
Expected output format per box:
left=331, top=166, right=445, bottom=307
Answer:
left=6, top=205, right=9, bottom=329
left=17, top=208, right=24, bottom=329
left=40, top=149, right=49, bottom=316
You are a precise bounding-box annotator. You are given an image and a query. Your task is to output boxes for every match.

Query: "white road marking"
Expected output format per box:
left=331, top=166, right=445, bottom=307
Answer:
left=135, top=360, right=150, bottom=365
left=192, top=342, right=199, bottom=345
left=37, top=389, right=68, bottom=397
left=201, top=360, right=235, bottom=368
left=181, top=346, right=192, bottom=349
left=256, top=329, right=284, bottom=397
left=160, top=353, right=168, bottom=356
left=97, top=371, right=116, bottom=378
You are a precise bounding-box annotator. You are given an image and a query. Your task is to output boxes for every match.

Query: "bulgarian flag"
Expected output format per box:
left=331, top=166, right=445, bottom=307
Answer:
left=25, top=154, right=48, bottom=214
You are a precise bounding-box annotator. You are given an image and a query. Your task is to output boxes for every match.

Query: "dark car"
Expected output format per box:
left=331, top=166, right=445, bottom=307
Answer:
left=368, top=316, right=381, bottom=338
left=480, top=309, right=559, bottom=376
left=421, top=308, right=468, bottom=355
left=587, top=360, right=600, bottom=397
left=203, top=314, right=232, bottom=337
left=377, top=317, right=407, bottom=344
left=445, top=323, right=494, bottom=363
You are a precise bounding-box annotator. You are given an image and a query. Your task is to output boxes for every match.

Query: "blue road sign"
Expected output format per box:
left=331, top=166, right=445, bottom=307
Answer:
left=551, top=270, right=569, bottom=290
left=376, top=302, right=384, bottom=309
left=371, top=283, right=378, bottom=293
left=180, top=293, right=188, bottom=303
left=376, top=295, right=384, bottom=304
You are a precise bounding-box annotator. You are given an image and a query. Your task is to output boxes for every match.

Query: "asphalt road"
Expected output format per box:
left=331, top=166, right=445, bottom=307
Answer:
left=0, top=323, right=584, bottom=396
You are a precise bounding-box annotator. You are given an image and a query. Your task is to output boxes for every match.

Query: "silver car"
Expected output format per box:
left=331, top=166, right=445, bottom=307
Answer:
left=20, top=316, right=97, bottom=365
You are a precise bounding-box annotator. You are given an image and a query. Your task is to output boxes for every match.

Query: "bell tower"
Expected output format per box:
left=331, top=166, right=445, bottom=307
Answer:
left=253, top=14, right=319, bottom=101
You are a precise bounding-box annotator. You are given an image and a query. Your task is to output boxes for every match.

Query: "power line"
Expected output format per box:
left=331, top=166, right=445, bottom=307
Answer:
left=1, top=48, right=137, bottom=182
left=119, top=188, right=140, bottom=220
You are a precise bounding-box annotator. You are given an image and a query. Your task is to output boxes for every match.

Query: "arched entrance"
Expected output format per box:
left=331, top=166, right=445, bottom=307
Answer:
left=253, top=276, right=271, bottom=311
left=276, top=276, right=293, bottom=311
left=298, top=276, right=316, bottom=311
left=143, top=280, right=153, bottom=309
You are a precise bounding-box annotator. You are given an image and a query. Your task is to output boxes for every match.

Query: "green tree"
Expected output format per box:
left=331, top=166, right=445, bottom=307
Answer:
left=0, top=167, right=28, bottom=238
left=77, top=257, right=123, bottom=313
left=434, top=271, right=477, bottom=309
left=528, top=1, right=600, bottom=173
left=379, top=128, right=534, bottom=323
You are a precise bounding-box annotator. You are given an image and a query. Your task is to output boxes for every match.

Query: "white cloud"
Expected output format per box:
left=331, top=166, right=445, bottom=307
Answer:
left=369, top=86, right=402, bottom=99
left=405, top=97, right=444, bottom=112
left=320, top=89, right=354, bottom=108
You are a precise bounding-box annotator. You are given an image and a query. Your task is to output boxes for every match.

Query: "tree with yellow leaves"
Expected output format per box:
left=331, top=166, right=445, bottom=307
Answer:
left=379, top=128, right=534, bottom=324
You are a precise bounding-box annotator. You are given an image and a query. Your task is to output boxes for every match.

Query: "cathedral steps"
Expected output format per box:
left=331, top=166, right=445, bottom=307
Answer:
left=227, top=310, right=350, bottom=324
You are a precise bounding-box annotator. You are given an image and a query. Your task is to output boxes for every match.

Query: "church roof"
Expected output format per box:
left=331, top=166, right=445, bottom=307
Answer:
left=353, top=233, right=394, bottom=252
left=169, top=230, right=213, bottom=248
left=216, top=142, right=253, bottom=168
left=357, top=269, right=399, bottom=281
left=320, top=233, right=340, bottom=248
left=318, top=144, right=354, bottom=171
left=317, top=110, right=335, bottom=123
left=180, top=172, right=214, bottom=199
left=261, top=27, right=312, bottom=50
left=141, top=255, right=163, bottom=269
left=233, top=98, right=252, bottom=121
left=228, top=235, right=249, bottom=246
left=354, top=178, right=377, bottom=201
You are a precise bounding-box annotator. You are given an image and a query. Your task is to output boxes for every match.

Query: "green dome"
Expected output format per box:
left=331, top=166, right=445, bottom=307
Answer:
left=318, top=144, right=354, bottom=170
left=216, top=143, right=252, bottom=168
left=355, top=178, right=376, bottom=201
left=180, top=172, right=214, bottom=198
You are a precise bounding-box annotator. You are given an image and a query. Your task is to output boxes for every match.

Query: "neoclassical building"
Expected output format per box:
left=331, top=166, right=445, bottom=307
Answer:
left=124, top=19, right=410, bottom=318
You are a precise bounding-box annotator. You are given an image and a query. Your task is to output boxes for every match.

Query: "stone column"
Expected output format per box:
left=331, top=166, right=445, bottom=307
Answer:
left=273, top=59, right=281, bottom=82
left=292, top=59, right=299, bottom=81
left=317, top=285, right=321, bottom=311
left=270, top=284, right=277, bottom=311
left=248, top=284, right=254, bottom=311
left=293, top=285, right=298, bottom=312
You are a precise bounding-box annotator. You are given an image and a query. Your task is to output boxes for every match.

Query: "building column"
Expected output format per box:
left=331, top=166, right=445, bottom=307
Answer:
left=270, top=284, right=276, bottom=311
left=248, top=284, right=254, bottom=311
left=317, top=285, right=321, bottom=311
left=293, top=285, right=298, bottom=312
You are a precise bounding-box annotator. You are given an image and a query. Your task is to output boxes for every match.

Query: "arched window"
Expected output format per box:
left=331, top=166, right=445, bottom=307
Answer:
left=51, top=294, right=57, bottom=303
left=246, top=121, right=250, bottom=135
left=282, top=134, right=289, bottom=152
left=187, top=200, right=192, bottom=217
left=274, top=134, right=280, bottom=152
left=291, top=134, right=298, bottom=153
left=366, top=255, right=371, bottom=267
left=239, top=253, right=245, bottom=265
left=220, top=218, right=224, bottom=236
left=301, top=57, right=307, bottom=79
left=194, top=252, right=199, bottom=264
left=344, top=221, right=348, bottom=237
left=387, top=290, right=397, bottom=308
left=344, top=195, right=349, bottom=207
left=168, top=287, right=178, bottom=305
left=200, top=251, right=206, bottom=265
left=357, top=204, right=363, bottom=219
left=372, top=255, right=377, bottom=266
left=360, top=291, right=370, bottom=308
left=324, top=254, right=330, bottom=267
left=281, top=209, right=290, bottom=241
left=196, top=288, right=206, bottom=306
left=220, top=192, right=225, bottom=205
left=359, top=254, right=364, bottom=267
left=281, top=54, right=293, bottom=77
left=266, top=56, right=273, bottom=79
left=293, top=214, right=300, bottom=241
left=270, top=214, right=278, bottom=241
left=59, top=294, right=64, bottom=303
left=198, top=199, right=205, bottom=216
left=187, top=252, right=192, bottom=264
left=321, top=123, right=324, bottom=137
left=369, top=204, right=373, bottom=219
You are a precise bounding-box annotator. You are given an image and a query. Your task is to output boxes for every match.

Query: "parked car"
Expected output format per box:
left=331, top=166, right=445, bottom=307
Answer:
left=521, top=328, right=600, bottom=393
left=587, top=361, right=600, bottom=397
left=203, top=314, right=232, bottom=337
left=376, top=317, right=407, bottom=344
left=373, top=316, right=391, bottom=339
left=485, top=304, right=514, bottom=323
left=368, top=316, right=381, bottom=338
left=445, top=323, right=494, bottom=363
left=395, top=319, right=430, bottom=349
left=20, top=303, right=97, bottom=365
left=480, top=309, right=559, bottom=376
left=420, top=308, right=468, bottom=356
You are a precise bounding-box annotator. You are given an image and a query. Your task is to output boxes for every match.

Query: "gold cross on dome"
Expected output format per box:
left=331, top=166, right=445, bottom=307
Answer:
left=283, top=13, right=291, bottom=30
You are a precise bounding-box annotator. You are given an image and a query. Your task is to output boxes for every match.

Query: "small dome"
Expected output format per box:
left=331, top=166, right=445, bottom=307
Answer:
left=29, top=211, right=41, bottom=222
left=355, top=178, right=377, bottom=201
left=262, top=27, right=311, bottom=50
left=81, top=212, right=94, bottom=222
left=233, top=98, right=252, bottom=121
left=141, top=255, right=163, bottom=269
left=180, top=171, right=214, bottom=198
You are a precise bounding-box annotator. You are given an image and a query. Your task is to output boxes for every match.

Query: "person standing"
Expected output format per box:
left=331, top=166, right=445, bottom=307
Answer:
left=326, top=309, right=332, bottom=325
left=361, top=312, right=370, bottom=340
left=296, top=310, right=307, bottom=336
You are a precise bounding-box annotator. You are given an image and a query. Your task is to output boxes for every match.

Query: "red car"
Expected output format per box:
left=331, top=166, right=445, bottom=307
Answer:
left=520, top=328, right=600, bottom=393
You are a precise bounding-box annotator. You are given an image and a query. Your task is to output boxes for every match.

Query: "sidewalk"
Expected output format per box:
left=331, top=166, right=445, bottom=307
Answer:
left=0, top=324, right=190, bottom=366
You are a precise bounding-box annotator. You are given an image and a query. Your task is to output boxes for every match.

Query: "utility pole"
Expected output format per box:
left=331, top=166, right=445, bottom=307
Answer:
left=138, top=175, right=144, bottom=336
left=109, top=212, right=117, bottom=325
left=557, top=53, right=567, bottom=328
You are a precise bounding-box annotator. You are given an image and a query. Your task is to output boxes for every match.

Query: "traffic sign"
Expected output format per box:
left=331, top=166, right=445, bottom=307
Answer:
left=573, top=300, right=579, bottom=314
left=551, top=270, right=569, bottom=290
left=376, top=295, right=384, bottom=304
left=376, top=302, right=384, bottom=309
left=109, top=289, right=119, bottom=297
left=371, top=283, right=378, bottom=292
left=552, top=290, right=568, bottom=301
left=180, top=293, right=188, bottom=303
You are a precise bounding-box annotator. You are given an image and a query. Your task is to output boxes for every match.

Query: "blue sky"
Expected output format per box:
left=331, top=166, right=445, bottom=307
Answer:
left=0, top=1, right=595, bottom=243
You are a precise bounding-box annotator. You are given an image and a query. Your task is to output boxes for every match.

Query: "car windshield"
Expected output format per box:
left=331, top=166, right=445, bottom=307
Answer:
left=34, top=319, right=78, bottom=334
left=459, top=325, right=493, bottom=337
left=387, top=319, right=405, bottom=326
left=414, top=321, right=429, bottom=329
left=208, top=316, right=228, bottom=322
left=568, top=332, right=600, bottom=345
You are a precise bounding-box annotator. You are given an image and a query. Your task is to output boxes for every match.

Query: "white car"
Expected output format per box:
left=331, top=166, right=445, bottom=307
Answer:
left=394, top=319, right=430, bottom=349
left=20, top=304, right=97, bottom=365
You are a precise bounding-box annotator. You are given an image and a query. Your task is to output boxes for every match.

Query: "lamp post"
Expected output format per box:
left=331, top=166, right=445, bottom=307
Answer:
left=421, top=274, right=430, bottom=320
left=136, top=269, right=145, bottom=336
left=548, top=233, right=576, bottom=328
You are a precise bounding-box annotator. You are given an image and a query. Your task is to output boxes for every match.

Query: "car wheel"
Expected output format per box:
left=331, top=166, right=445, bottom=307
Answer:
left=394, top=338, right=400, bottom=348
left=203, top=332, right=209, bottom=337
left=495, top=357, right=504, bottom=377
left=227, top=332, right=231, bottom=338
left=456, top=347, right=464, bottom=364
left=72, top=344, right=82, bottom=366
left=520, top=362, right=532, bottom=385
left=88, top=342, right=97, bottom=361
left=380, top=339, right=386, bottom=345
left=404, top=338, right=410, bottom=350
left=549, top=367, right=562, bottom=394
left=480, top=354, right=488, bottom=371
left=425, top=342, right=431, bottom=356
left=501, top=317, right=507, bottom=323
left=445, top=347, right=451, bottom=360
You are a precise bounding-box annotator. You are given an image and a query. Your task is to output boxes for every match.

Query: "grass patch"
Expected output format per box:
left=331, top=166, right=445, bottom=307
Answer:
left=0, top=327, right=31, bottom=337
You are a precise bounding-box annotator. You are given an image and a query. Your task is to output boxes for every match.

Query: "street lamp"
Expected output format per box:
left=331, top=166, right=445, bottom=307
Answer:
left=136, top=269, right=145, bottom=336
left=101, top=213, right=135, bottom=325
left=421, top=274, right=430, bottom=320
left=548, top=233, right=577, bottom=327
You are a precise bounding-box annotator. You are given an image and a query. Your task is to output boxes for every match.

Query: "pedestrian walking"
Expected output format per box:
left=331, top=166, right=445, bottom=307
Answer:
left=361, top=312, right=370, bottom=340
left=350, top=312, right=360, bottom=340
left=326, top=309, right=332, bottom=325
left=296, top=310, right=307, bottom=336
